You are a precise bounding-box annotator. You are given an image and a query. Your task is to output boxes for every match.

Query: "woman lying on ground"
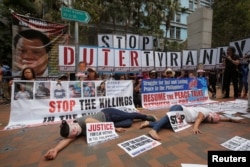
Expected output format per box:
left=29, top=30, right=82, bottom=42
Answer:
left=140, top=104, right=245, bottom=140
left=44, top=107, right=157, bottom=160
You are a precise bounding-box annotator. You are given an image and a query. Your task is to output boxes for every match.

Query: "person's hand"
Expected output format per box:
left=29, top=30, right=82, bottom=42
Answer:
left=9, top=80, right=13, bottom=86
left=44, top=148, right=58, bottom=160
left=115, top=128, right=126, bottom=133
left=191, top=127, right=202, bottom=134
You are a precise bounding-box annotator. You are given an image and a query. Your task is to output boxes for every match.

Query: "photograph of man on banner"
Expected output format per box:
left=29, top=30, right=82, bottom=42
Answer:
left=12, top=29, right=52, bottom=77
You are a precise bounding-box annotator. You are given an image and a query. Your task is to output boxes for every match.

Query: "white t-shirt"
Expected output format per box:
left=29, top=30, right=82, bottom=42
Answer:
left=181, top=105, right=211, bottom=123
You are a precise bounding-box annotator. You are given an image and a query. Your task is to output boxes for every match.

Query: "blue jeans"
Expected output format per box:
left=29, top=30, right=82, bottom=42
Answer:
left=148, top=105, right=183, bottom=132
left=101, top=108, right=148, bottom=128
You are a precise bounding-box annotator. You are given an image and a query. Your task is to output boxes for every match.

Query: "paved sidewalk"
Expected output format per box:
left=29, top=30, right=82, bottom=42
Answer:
left=0, top=97, right=250, bottom=167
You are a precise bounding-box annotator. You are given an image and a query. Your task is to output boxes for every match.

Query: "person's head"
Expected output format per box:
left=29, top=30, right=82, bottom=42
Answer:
left=69, top=85, right=75, bottom=90
left=14, top=29, right=52, bottom=76
left=197, top=69, right=205, bottom=77
left=21, top=67, right=36, bottom=80
left=188, top=72, right=195, bottom=78
left=149, top=70, right=157, bottom=79
left=99, top=81, right=105, bottom=88
left=58, top=74, right=68, bottom=81
left=205, top=112, right=221, bottom=123
left=227, top=46, right=236, bottom=56
left=87, top=67, right=98, bottom=79
left=78, top=61, right=87, bottom=72
left=56, top=82, right=62, bottom=89
left=165, top=68, right=175, bottom=78
left=19, top=83, right=26, bottom=91
left=60, top=120, right=82, bottom=138
left=119, top=74, right=126, bottom=80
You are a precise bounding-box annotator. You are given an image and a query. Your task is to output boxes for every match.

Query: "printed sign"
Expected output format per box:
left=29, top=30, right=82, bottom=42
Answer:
left=167, top=111, right=191, bottom=132
left=117, top=135, right=161, bottom=158
left=86, top=122, right=119, bottom=145
left=221, top=136, right=250, bottom=151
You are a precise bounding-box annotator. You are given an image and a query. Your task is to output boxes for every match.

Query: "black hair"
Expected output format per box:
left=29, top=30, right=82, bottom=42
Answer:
left=14, top=29, right=52, bottom=53
left=21, top=67, right=36, bottom=80
left=60, top=120, right=69, bottom=138
left=228, top=46, right=236, bottom=55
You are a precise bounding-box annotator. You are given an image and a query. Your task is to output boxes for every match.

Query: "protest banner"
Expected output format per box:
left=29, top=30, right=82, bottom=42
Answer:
left=5, top=80, right=135, bottom=130
left=141, top=77, right=212, bottom=109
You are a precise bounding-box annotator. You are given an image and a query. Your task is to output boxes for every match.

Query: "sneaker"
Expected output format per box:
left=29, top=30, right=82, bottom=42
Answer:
left=146, top=115, right=157, bottom=122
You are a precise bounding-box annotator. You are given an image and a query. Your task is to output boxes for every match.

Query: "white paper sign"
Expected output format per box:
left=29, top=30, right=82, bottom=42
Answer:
left=86, top=122, right=119, bottom=145
left=117, top=135, right=161, bottom=158
left=167, top=111, right=191, bottom=132
left=221, top=136, right=250, bottom=151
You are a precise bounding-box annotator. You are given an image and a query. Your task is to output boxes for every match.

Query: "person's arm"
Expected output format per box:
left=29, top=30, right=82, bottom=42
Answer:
left=192, top=112, right=205, bottom=134
left=219, top=116, right=245, bottom=123
left=44, top=137, right=76, bottom=160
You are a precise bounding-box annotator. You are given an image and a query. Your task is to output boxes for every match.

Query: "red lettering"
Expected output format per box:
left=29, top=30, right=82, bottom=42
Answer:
left=82, top=48, right=94, bottom=65
left=88, top=123, right=114, bottom=132
left=119, top=50, right=126, bottom=66
left=174, top=91, right=189, bottom=98
left=130, top=51, right=139, bottom=66
left=49, top=100, right=76, bottom=113
left=49, top=101, right=56, bottom=113
left=64, top=47, right=74, bottom=65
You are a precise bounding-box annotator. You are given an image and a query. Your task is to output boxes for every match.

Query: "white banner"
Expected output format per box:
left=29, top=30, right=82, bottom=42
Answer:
left=167, top=111, right=191, bottom=132
left=86, top=122, right=119, bottom=145
left=5, top=80, right=135, bottom=130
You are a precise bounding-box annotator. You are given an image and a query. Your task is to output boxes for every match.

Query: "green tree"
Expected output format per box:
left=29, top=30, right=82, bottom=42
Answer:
left=212, top=0, right=250, bottom=47
left=0, top=0, right=42, bottom=63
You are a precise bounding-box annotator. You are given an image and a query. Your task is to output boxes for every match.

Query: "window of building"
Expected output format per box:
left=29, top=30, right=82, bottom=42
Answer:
left=170, top=26, right=175, bottom=39
left=176, top=14, right=180, bottom=23
left=176, top=27, right=181, bottom=39
left=189, top=1, right=194, bottom=10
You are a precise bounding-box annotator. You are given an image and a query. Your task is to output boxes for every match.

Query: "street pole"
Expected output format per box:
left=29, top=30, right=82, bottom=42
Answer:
left=75, top=21, right=79, bottom=74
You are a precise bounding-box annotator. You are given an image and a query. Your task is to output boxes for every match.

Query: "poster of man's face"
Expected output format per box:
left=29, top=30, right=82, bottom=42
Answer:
left=11, top=13, right=68, bottom=77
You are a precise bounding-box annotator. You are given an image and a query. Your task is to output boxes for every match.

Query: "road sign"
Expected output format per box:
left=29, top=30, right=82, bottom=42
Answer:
left=61, top=7, right=91, bottom=23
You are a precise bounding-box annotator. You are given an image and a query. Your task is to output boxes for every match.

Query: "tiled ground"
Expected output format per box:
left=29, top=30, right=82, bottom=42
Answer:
left=0, top=95, right=250, bottom=167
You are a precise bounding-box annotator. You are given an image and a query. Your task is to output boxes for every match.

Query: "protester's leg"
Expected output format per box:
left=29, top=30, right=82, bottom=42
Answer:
left=223, top=73, right=230, bottom=97
left=247, top=69, right=250, bottom=112
left=232, top=74, right=239, bottom=98
left=169, top=105, right=183, bottom=111
left=141, top=105, right=184, bottom=133
left=102, top=108, right=156, bottom=122
left=113, top=119, right=133, bottom=128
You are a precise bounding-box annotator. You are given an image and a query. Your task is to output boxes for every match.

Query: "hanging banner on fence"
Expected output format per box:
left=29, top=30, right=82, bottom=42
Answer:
left=141, top=77, right=211, bottom=109
left=5, top=80, right=135, bottom=130
left=117, top=135, right=161, bottom=158
left=86, top=122, right=119, bottom=145
left=167, top=111, right=191, bottom=132
left=11, top=12, right=69, bottom=76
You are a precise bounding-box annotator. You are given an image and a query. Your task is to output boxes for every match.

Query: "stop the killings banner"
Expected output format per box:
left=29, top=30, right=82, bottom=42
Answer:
left=5, top=78, right=212, bottom=130
left=141, top=77, right=212, bottom=109
left=5, top=80, right=135, bottom=130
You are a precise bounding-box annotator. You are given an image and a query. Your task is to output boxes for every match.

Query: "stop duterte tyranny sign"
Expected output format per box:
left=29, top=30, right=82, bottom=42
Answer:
left=58, top=34, right=250, bottom=73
